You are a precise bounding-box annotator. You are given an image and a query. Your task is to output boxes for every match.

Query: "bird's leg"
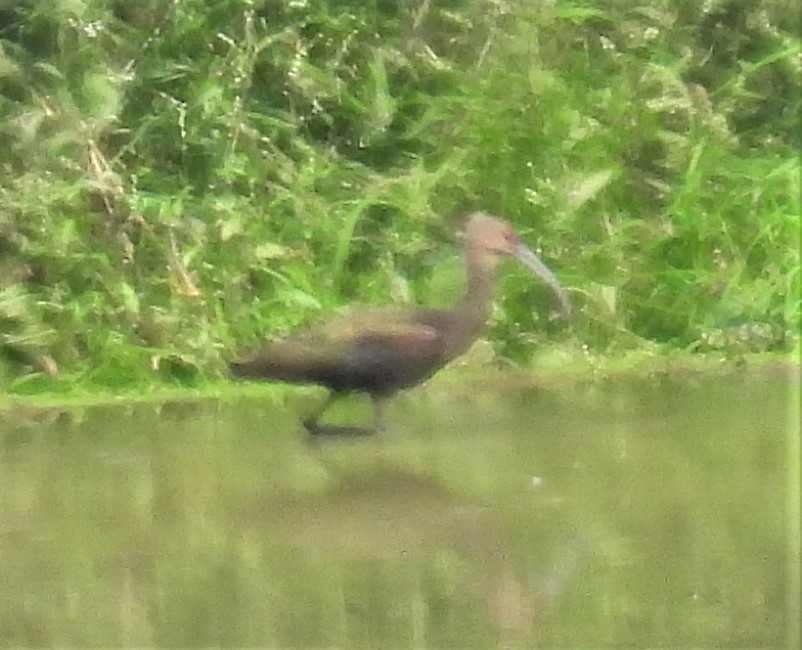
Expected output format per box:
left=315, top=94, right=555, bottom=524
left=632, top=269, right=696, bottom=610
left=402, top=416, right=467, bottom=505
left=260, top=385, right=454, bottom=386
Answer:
left=371, top=395, right=388, bottom=434
left=303, top=392, right=377, bottom=437
left=302, top=392, right=339, bottom=435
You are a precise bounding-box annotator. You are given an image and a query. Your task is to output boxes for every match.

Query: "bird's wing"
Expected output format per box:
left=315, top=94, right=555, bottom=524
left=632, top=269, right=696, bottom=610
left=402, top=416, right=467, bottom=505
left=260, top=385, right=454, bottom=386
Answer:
left=328, top=309, right=449, bottom=391
left=230, top=308, right=447, bottom=383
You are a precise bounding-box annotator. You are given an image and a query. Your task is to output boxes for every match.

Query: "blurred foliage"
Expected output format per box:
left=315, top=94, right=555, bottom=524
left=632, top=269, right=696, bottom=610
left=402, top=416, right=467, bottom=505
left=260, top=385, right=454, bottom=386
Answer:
left=0, top=0, right=799, bottom=390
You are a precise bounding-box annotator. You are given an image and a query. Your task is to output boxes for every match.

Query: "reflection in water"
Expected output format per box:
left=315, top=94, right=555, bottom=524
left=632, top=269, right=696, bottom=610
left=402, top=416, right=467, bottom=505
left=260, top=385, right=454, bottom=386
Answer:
left=0, top=368, right=797, bottom=648
left=236, top=466, right=583, bottom=642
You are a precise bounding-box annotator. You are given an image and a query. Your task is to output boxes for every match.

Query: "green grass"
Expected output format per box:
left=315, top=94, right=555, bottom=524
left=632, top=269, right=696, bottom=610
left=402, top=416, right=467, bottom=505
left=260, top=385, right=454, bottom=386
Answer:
left=0, top=0, right=799, bottom=394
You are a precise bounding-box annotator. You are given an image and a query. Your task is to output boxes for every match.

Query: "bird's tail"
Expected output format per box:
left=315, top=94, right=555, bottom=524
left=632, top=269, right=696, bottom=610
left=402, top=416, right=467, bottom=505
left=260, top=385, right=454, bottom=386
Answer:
left=228, top=340, right=334, bottom=384
left=229, top=356, right=302, bottom=382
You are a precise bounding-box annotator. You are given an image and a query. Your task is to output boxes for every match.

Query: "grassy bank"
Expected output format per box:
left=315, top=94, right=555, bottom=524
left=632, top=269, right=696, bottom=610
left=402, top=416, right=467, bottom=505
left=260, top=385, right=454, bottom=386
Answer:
left=1, top=351, right=796, bottom=419
left=0, top=0, right=799, bottom=394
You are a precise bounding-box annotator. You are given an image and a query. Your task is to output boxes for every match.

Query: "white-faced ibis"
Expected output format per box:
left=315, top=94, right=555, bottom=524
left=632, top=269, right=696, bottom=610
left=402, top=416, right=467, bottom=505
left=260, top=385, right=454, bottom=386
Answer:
left=230, top=212, right=570, bottom=435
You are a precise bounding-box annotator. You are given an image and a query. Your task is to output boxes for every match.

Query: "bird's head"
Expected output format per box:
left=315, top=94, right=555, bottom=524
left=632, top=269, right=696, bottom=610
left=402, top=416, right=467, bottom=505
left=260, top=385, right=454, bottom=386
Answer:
left=465, top=212, right=522, bottom=256
left=465, top=212, right=572, bottom=318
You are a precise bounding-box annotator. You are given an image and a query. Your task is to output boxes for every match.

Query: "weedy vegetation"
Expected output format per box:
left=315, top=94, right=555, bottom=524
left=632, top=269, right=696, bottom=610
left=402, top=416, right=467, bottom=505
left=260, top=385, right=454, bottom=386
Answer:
left=0, top=0, right=799, bottom=394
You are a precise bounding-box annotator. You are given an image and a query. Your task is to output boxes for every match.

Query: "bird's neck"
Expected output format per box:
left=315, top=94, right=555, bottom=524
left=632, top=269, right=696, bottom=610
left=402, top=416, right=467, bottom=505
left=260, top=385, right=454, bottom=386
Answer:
left=446, top=247, right=499, bottom=358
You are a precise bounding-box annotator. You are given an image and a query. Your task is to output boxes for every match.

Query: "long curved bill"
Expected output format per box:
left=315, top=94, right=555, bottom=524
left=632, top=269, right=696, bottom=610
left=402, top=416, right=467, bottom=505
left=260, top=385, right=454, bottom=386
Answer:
left=512, top=243, right=572, bottom=318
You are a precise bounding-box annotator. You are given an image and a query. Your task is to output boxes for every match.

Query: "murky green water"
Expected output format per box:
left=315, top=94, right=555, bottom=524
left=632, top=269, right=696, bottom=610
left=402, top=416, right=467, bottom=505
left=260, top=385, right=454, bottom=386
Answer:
left=1, top=368, right=799, bottom=648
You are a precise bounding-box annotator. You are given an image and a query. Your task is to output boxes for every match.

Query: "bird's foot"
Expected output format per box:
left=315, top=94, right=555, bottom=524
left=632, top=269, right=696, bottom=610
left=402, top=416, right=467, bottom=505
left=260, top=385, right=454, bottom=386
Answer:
left=303, top=419, right=378, bottom=437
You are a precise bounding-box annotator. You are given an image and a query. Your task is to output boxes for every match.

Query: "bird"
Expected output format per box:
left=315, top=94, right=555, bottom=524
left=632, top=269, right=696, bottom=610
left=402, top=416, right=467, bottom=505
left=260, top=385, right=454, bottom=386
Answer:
left=229, top=212, right=571, bottom=436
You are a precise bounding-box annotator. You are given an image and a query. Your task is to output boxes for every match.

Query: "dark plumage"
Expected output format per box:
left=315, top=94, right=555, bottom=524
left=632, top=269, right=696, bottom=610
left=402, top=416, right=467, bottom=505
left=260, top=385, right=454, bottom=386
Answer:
left=230, top=212, right=571, bottom=435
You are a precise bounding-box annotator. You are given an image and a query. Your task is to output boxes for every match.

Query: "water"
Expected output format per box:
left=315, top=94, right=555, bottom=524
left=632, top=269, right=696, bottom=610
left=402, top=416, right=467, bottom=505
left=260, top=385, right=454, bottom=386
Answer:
left=1, top=367, right=798, bottom=648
